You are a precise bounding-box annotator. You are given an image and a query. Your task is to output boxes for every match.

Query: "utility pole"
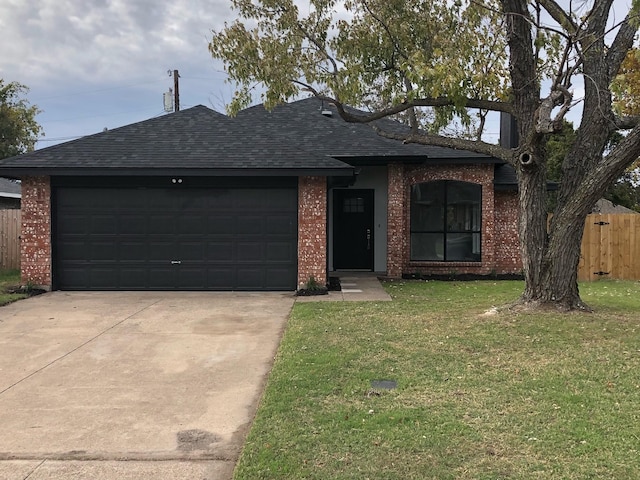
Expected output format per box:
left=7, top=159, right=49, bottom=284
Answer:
left=173, top=69, right=180, bottom=112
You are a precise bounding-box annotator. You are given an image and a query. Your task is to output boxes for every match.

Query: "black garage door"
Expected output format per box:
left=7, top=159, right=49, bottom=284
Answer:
left=53, top=185, right=297, bottom=290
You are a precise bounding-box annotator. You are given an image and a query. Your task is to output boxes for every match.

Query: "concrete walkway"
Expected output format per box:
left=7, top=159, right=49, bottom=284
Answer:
left=0, top=291, right=294, bottom=480
left=296, top=273, right=392, bottom=302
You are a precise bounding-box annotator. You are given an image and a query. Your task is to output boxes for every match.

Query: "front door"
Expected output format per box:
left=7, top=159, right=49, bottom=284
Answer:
left=333, top=189, right=374, bottom=270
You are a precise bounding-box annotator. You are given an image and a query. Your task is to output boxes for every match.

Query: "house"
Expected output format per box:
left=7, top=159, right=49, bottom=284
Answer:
left=592, top=198, right=638, bottom=214
left=0, top=177, right=21, bottom=209
left=0, top=97, right=521, bottom=291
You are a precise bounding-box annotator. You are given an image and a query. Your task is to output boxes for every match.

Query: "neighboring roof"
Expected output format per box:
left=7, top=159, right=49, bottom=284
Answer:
left=0, top=177, right=21, bottom=198
left=592, top=198, right=639, bottom=214
left=0, top=105, right=353, bottom=177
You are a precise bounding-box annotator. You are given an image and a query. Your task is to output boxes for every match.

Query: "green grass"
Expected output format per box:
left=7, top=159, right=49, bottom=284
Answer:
left=0, top=269, right=27, bottom=306
left=234, top=279, right=640, bottom=479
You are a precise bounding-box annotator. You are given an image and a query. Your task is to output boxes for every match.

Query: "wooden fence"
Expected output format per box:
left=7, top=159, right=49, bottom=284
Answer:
left=578, top=214, right=640, bottom=281
left=0, top=210, right=20, bottom=270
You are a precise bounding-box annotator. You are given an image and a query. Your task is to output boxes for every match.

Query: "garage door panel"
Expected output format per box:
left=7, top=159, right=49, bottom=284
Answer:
left=237, top=243, right=265, bottom=262
left=206, top=192, right=235, bottom=209
left=57, top=268, right=88, bottom=289
left=146, top=268, right=177, bottom=288
left=206, top=242, right=234, bottom=262
left=178, top=268, right=207, bottom=289
left=266, top=268, right=298, bottom=289
left=119, top=241, right=148, bottom=261
left=266, top=216, right=294, bottom=234
left=148, top=215, right=175, bottom=234
left=266, top=243, right=294, bottom=262
left=265, top=190, right=298, bottom=209
left=147, top=241, right=175, bottom=261
left=236, top=268, right=265, bottom=289
left=237, top=216, right=265, bottom=234
left=57, top=241, right=87, bottom=261
left=91, top=215, right=117, bottom=233
left=179, top=215, right=208, bottom=234
left=207, top=216, right=234, bottom=234
left=119, top=269, right=148, bottom=288
left=89, top=268, right=119, bottom=289
left=54, top=185, right=297, bottom=290
left=91, top=242, right=118, bottom=261
left=57, top=215, right=87, bottom=234
left=178, top=242, right=205, bottom=261
left=120, top=216, right=148, bottom=234
left=207, top=268, right=235, bottom=289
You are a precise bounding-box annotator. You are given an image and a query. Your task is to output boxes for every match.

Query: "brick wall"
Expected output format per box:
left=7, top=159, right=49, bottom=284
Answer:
left=20, top=176, right=52, bottom=288
left=387, top=163, right=406, bottom=277
left=387, top=164, right=520, bottom=277
left=494, top=190, right=522, bottom=273
left=298, top=176, right=327, bottom=287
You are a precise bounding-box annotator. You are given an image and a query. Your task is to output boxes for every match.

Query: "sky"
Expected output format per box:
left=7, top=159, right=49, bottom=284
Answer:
left=1, top=0, right=238, bottom=148
left=0, top=0, right=631, bottom=151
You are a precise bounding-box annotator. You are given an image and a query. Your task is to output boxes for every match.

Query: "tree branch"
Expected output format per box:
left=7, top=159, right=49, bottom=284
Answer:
left=502, top=0, right=540, bottom=132
left=361, top=0, right=409, bottom=62
left=538, top=0, right=578, bottom=34
left=614, top=115, right=640, bottom=129
left=606, top=12, right=640, bottom=81
left=371, top=124, right=512, bottom=162
left=320, top=97, right=512, bottom=125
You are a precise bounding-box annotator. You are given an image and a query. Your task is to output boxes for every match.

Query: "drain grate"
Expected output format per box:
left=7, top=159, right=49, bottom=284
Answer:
left=371, top=379, right=397, bottom=390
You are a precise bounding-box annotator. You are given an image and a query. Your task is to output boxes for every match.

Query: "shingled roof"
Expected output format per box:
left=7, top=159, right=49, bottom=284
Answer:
left=237, top=97, right=499, bottom=162
left=0, top=105, right=353, bottom=177
left=0, top=98, right=514, bottom=185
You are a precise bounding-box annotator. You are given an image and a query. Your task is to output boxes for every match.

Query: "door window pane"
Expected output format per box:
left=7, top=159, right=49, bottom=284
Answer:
left=343, top=197, right=365, bottom=213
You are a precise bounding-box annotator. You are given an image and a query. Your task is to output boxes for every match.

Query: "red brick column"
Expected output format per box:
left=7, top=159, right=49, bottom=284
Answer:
left=20, top=176, right=52, bottom=288
left=387, top=163, right=406, bottom=277
left=494, top=190, right=522, bottom=273
left=298, top=176, right=327, bottom=287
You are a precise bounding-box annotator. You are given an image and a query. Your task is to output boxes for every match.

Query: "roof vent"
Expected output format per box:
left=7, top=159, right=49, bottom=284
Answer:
left=320, top=100, right=333, bottom=117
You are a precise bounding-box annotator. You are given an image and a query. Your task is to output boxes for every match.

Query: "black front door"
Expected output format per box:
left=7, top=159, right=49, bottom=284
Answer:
left=333, top=189, right=374, bottom=270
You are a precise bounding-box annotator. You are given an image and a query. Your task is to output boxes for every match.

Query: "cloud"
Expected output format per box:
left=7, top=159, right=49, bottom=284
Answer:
left=0, top=0, right=236, bottom=144
left=2, top=0, right=232, bottom=87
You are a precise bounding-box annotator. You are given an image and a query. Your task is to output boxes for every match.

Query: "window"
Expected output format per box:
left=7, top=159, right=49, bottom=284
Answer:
left=343, top=197, right=365, bottom=213
left=410, top=180, right=481, bottom=261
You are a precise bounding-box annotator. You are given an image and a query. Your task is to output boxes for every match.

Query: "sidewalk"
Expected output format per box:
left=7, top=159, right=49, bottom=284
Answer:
left=296, top=273, right=392, bottom=302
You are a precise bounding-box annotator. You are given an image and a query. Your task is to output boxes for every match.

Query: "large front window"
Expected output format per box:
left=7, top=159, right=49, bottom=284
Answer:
left=410, top=180, right=481, bottom=261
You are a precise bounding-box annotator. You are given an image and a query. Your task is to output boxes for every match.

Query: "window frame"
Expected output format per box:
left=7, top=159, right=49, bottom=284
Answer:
left=409, top=180, right=482, bottom=262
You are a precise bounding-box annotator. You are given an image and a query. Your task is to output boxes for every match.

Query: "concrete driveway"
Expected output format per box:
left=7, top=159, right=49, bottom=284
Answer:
left=0, top=291, right=294, bottom=479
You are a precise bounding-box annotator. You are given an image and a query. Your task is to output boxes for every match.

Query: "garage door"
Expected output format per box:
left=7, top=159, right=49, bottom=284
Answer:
left=53, top=186, right=297, bottom=290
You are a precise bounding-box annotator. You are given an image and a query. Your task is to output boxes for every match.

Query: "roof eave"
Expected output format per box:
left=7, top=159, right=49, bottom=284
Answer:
left=331, top=155, right=502, bottom=165
left=0, top=167, right=355, bottom=178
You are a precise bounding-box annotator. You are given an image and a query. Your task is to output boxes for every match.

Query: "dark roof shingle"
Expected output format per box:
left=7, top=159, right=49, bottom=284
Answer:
left=0, top=105, right=353, bottom=176
left=0, top=98, right=509, bottom=178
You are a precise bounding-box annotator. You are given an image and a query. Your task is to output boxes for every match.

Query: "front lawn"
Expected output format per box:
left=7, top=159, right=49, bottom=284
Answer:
left=235, top=280, right=640, bottom=479
left=0, top=269, right=27, bottom=306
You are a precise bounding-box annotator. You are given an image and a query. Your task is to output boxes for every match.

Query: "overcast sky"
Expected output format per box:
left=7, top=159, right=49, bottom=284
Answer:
left=1, top=0, right=238, bottom=148
left=2, top=1, right=631, bottom=151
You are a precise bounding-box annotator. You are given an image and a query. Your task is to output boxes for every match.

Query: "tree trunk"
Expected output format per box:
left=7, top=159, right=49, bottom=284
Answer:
left=516, top=168, right=589, bottom=311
